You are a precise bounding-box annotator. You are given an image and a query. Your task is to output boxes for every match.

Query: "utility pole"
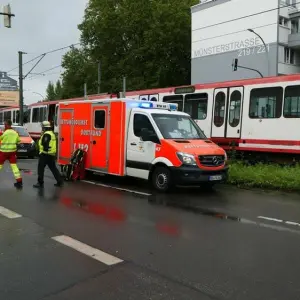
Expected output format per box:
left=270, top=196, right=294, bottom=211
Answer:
left=122, top=76, right=126, bottom=97
left=84, top=82, right=87, bottom=100
left=18, top=51, right=25, bottom=126
left=97, top=61, right=101, bottom=94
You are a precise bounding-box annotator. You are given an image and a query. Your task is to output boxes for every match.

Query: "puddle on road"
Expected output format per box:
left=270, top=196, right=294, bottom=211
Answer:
left=148, top=194, right=242, bottom=222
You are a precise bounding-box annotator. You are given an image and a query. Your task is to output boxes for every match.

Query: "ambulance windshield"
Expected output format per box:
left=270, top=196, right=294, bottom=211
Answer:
left=151, top=113, right=206, bottom=140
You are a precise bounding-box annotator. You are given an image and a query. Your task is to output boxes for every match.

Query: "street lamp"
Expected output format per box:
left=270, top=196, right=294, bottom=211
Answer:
left=24, top=90, right=44, bottom=101
left=247, top=28, right=270, bottom=77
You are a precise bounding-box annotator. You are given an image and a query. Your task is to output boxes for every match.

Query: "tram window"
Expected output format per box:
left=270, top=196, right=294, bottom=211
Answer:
left=283, top=85, right=300, bottom=118
left=249, top=87, right=283, bottom=119
left=184, top=93, right=208, bottom=120
left=4, top=111, right=11, bottom=121
left=0, top=112, right=3, bottom=123
left=32, top=108, right=39, bottom=122
left=33, top=107, right=47, bottom=123
left=163, top=95, right=183, bottom=111
left=214, top=91, right=226, bottom=127
left=229, top=90, right=242, bottom=127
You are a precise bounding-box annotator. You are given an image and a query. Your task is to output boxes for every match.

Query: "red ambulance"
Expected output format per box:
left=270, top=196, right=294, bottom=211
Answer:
left=57, top=98, right=228, bottom=192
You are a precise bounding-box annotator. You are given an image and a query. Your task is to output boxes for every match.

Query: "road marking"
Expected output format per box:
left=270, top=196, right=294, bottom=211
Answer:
left=257, top=216, right=283, bottom=223
left=257, top=216, right=300, bottom=227
left=0, top=206, right=22, bottom=219
left=52, top=235, right=123, bottom=265
left=82, top=180, right=152, bottom=196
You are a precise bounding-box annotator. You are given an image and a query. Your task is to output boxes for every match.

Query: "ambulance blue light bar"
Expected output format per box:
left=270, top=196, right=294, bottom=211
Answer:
left=128, top=101, right=178, bottom=111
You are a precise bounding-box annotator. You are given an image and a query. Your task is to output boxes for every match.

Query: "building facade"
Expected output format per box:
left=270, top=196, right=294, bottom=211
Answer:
left=191, top=0, right=300, bottom=84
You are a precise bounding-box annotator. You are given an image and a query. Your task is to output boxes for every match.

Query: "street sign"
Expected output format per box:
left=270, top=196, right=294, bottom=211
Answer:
left=0, top=72, right=18, bottom=91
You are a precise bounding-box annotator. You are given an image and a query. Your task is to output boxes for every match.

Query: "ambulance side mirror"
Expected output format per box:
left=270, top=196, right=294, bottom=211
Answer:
left=140, top=128, right=160, bottom=144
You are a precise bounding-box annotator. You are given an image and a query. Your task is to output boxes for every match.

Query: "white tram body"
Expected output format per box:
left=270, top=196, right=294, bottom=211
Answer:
left=125, top=74, right=300, bottom=156
left=1, top=74, right=300, bottom=156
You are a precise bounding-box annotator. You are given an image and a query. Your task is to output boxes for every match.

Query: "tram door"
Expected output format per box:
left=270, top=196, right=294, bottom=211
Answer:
left=211, top=87, right=244, bottom=138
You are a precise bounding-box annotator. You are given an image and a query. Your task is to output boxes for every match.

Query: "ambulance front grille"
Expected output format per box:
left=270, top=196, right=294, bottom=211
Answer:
left=198, top=155, right=225, bottom=167
left=18, top=143, right=31, bottom=149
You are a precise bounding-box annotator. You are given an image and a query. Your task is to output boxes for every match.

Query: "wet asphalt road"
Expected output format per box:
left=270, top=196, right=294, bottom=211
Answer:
left=1, top=159, right=300, bottom=299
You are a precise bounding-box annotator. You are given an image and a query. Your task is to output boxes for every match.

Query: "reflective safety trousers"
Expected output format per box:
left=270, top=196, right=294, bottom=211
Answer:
left=0, top=129, right=20, bottom=152
left=39, top=131, right=57, bottom=156
left=0, top=151, right=22, bottom=182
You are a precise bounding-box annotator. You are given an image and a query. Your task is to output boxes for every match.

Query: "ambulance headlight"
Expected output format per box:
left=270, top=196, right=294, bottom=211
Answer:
left=176, top=152, right=197, bottom=166
left=224, top=151, right=228, bottom=161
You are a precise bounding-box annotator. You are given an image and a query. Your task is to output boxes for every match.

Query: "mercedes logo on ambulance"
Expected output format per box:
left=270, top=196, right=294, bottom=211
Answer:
left=212, top=156, right=220, bottom=165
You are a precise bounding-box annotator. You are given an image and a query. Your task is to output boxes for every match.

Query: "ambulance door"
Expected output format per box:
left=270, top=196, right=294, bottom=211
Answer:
left=90, top=104, right=109, bottom=171
left=58, top=108, right=74, bottom=162
left=225, top=87, right=244, bottom=138
left=126, top=112, right=158, bottom=180
left=211, top=88, right=227, bottom=137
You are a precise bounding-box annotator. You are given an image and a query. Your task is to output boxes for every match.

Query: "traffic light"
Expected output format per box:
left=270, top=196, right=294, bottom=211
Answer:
left=3, top=4, right=12, bottom=28
left=232, top=58, right=238, bottom=71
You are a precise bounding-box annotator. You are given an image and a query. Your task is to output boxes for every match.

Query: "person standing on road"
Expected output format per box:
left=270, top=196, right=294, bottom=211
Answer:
left=33, top=121, right=64, bottom=188
left=0, top=119, right=23, bottom=188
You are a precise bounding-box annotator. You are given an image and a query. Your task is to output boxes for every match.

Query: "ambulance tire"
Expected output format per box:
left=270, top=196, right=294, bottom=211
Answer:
left=151, top=166, right=172, bottom=192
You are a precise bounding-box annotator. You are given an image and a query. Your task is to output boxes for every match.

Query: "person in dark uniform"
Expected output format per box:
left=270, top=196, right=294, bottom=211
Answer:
left=33, top=121, right=63, bottom=188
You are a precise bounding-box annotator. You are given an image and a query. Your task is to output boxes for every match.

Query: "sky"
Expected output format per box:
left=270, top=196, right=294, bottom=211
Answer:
left=0, top=0, right=89, bottom=105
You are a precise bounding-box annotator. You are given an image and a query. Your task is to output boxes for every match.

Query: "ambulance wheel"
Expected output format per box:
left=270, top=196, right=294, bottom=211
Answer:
left=152, top=166, right=172, bottom=192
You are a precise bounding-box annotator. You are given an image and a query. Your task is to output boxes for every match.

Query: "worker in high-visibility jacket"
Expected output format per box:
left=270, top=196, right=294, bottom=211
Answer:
left=0, top=120, right=23, bottom=188
left=33, top=121, right=63, bottom=188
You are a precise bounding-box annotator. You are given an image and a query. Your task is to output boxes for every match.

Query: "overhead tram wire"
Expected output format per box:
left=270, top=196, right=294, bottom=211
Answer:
left=6, top=43, right=80, bottom=74
left=26, top=65, right=62, bottom=80
left=192, top=22, right=277, bottom=44
left=193, top=1, right=300, bottom=31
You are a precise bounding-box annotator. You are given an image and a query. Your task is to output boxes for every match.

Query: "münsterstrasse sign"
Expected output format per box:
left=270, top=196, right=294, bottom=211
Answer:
left=193, top=37, right=262, bottom=58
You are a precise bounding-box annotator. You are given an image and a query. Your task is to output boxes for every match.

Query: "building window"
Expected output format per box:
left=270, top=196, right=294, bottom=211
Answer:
left=94, top=110, right=106, bottom=129
left=284, top=47, right=295, bottom=64
left=249, top=87, right=283, bottom=119
left=214, top=91, right=226, bottom=127
left=229, top=90, right=242, bottom=127
left=291, top=19, right=299, bottom=33
left=184, top=93, right=208, bottom=120
left=279, top=16, right=289, bottom=27
left=283, top=85, right=300, bottom=118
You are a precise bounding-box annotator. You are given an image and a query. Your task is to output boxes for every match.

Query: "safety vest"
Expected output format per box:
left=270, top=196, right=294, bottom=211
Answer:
left=0, top=129, right=20, bottom=152
left=39, top=130, right=57, bottom=156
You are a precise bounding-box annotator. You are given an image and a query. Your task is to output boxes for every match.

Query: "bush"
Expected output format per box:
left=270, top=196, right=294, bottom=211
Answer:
left=228, top=162, right=300, bottom=191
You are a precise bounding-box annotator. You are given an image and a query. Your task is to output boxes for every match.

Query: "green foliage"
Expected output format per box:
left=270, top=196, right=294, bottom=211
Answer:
left=55, top=80, right=63, bottom=100
left=228, top=162, right=300, bottom=191
left=45, top=79, right=64, bottom=100
left=45, top=81, right=56, bottom=100
left=58, top=0, right=198, bottom=97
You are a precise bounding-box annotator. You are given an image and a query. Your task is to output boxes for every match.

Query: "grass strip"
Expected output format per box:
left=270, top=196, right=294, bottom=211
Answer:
left=228, top=162, right=300, bottom=192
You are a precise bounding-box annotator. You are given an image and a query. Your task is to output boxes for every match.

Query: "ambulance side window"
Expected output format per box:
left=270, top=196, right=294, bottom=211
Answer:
left=133, top=114, right=155, bottom=137
left=94, top=110, right=106, bottom=129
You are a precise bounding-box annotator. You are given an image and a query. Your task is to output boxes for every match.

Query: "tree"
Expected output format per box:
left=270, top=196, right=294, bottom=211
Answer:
left=55, top=80, right=63, bottom=100
left=45, top=81, right=56, bottom=100
left=60, top=47, right=98, bottom=99
left=60, top=0, right=198, bottom=97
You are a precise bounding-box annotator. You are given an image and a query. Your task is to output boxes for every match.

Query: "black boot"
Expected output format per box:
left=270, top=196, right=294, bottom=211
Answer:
left=33, top=183, right=44, bottom=188
left=14, top=182, right=23, bottom=189
left=54, top=182, right=64, bottom=187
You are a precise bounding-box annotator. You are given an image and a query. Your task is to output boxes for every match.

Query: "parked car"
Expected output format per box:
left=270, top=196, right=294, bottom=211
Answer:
left=0, top=124, right=36, bottom=158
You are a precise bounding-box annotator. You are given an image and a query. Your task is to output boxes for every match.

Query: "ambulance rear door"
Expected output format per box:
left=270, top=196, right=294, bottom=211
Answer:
left=90, top=103, right=109, bottom=171
left=58, top=108, right=74, bottom=163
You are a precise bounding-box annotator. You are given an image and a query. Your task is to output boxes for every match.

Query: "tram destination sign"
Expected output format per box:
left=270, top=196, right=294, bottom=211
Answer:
left=174, top=86, right=195, bottom=94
